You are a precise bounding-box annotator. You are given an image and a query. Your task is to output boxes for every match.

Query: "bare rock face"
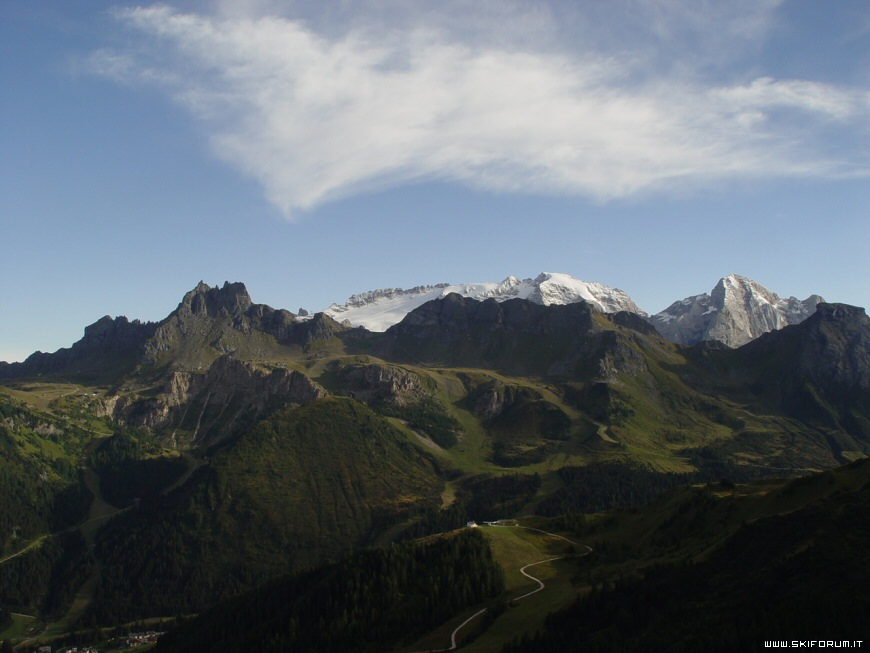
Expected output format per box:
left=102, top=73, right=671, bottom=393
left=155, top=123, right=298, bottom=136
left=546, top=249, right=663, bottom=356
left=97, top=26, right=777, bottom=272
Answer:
left=381, top=293, right=656, bottom=382
left=340, top=364, right=426, bottom=406
left=651, top=275, right=824, bottom=348
left=143, top=281, right=298, bottom=363
left=111, top=356, right=327, bottom=446
left=472, top=383, right=509, bottom=420
left=179, top=281, right=254, bottom=318
left=720, top=302, right=870, bottom=444
left=596, top=339, right=646, bottom=381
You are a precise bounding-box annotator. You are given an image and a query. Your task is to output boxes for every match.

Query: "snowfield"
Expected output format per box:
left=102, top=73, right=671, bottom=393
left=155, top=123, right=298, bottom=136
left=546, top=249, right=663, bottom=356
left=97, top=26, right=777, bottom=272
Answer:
left=321, top=272, right=645, bottom=331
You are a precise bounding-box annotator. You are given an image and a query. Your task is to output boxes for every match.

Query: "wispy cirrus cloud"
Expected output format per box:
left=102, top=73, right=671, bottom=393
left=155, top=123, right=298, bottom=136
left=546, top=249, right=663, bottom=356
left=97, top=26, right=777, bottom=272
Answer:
left=89, top=1, right=870, bottom=218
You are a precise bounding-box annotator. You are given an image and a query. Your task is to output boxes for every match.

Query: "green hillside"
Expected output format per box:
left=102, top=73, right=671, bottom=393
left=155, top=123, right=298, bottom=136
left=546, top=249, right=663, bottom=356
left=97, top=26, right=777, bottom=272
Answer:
left=0, top=390, right=99, bottom=627
left=2, top=285, right=870, bottom=646
left=155, top=529, right=503, bottom=653
left=501, top=459, right=870, bottom=652
left=85, top=397, right=443, bottom=624
left=117, top=460, right=870, bottom=653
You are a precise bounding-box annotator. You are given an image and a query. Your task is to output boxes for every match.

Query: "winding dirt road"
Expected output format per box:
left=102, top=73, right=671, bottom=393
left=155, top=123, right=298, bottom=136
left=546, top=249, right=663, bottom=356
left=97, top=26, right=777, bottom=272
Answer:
left=409, top=525, right=592, bottom=652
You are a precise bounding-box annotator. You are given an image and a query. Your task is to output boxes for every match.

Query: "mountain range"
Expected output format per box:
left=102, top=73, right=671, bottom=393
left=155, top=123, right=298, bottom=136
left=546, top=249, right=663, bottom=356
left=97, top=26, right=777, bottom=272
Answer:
left=0, top=273, right=825, bottom=373
left=0, top=276, right=867, bottom=650
left=321, top=271, right=825, bottom=348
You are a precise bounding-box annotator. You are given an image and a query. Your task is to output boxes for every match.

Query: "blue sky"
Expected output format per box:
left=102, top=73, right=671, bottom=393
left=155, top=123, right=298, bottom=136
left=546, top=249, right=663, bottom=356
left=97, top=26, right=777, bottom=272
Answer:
left=2, top=0, right=869, bottom=362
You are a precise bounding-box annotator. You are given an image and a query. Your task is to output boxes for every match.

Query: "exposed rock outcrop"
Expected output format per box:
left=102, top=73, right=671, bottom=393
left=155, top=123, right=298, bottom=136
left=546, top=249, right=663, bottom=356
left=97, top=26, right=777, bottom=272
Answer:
left=651, top=274, right=824, bottom=347
left=111, top=356, right=327, bottom=446
left=340, top=364, right=426, bottom=406
left=471, top=382, right=511, bottom=420
left=141, top=282, right=347, bottom=370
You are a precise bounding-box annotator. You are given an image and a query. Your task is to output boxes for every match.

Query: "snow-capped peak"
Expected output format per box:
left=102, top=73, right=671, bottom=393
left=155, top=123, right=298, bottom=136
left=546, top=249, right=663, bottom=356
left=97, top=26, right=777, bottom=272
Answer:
left=651, top=275, right=824, bottom=347
left=528, top=272, right=645, bottom=315
left=322, top=273, right=644, bottom=332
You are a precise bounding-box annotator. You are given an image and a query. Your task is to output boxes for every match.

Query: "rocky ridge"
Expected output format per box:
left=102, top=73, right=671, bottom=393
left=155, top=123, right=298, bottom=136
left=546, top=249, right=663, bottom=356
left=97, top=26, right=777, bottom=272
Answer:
left=651, top=274, right=825, bottom=347
left=378, top=293, right=648, bottom=379
left=104, top=356, right=327, bottom=447
left=0, top=315, right=158, bottom=381
left=0, top=275, right=834, bottom=376
left=324, top=272, right=825, bottom=348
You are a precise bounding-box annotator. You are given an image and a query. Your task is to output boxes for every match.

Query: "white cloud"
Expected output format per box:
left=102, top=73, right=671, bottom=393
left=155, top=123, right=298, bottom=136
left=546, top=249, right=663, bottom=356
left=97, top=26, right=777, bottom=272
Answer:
left=714, top=77, right=862, bottom=121
left=91, top=2, right=870, bottom=218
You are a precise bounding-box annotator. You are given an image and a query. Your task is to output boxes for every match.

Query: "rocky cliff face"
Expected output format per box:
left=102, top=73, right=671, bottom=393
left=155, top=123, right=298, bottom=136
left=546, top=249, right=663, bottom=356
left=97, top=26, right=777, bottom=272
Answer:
left=180, top=281, right=254, bottom=317
left=381, top=293, right=594, bottom=375
left=0, top=282, right=313, bottom=380
left=651, top=275, right=824, bottom=347
left=339, top=364, right=426, bottom=406
left=468, top=380, right=542, bottom=420
left=143, top=282, right=296, bottom=364
left=109, top=356, right=327, bottom=446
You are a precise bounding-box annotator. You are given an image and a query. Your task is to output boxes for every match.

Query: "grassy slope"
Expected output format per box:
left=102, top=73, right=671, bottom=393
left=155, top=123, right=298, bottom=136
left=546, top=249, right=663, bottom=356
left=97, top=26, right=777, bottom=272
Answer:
left=0, top=389, right=101, bottom=553
left=329, top=352, right=828, bottom=478
left=497, top=460, right=870, bottom=651
left=0, top=613, right=37, bottom=642
left=404, top=459, right=870, bottom=652
left=299, top=343, right=867, bottom=541
left=313, top=352, right=844, bottom=516
left=7, top=311, right=857, bottom=517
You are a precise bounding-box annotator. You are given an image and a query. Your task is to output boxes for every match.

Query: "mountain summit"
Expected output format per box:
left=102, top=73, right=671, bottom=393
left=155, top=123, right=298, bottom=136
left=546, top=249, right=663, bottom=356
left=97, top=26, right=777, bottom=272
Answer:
left=177, top=280, right=254, bottom=318
left=650, top=274, right=824, bottom=347
left=323, top=272, right=644, bottom=331
left=324, top=271, right=824, bottom=348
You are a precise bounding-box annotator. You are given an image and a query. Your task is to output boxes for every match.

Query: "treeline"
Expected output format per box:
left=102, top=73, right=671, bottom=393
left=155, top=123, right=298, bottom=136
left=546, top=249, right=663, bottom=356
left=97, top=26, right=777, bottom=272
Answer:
left=156, top=529, right=504, bottom=653
left=401, top=473, right=541, bottom=540
left=502, top=476, right=870, bottom=652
